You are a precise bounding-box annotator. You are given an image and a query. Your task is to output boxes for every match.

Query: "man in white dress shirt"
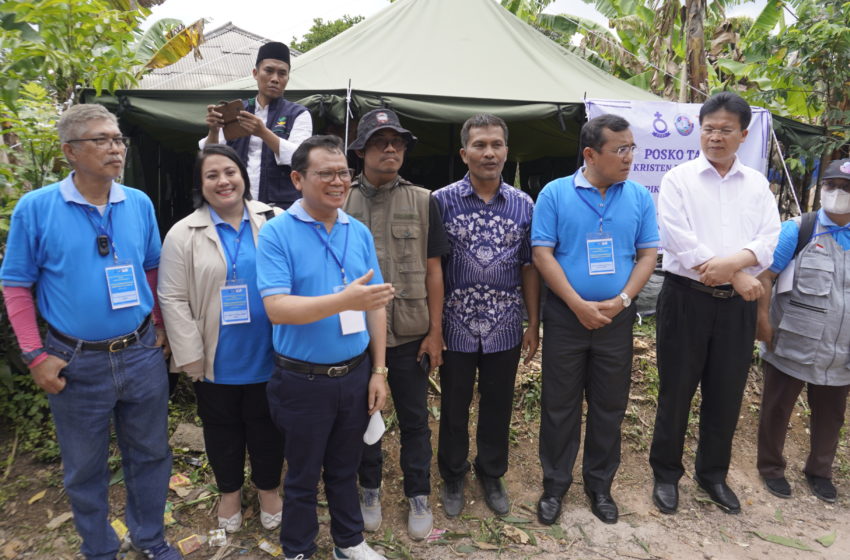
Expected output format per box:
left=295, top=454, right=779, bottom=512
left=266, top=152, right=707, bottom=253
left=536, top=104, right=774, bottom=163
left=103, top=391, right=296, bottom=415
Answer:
left=202, top=42, right=312, bottom=208
left=649, top=91, right=780, bottom=515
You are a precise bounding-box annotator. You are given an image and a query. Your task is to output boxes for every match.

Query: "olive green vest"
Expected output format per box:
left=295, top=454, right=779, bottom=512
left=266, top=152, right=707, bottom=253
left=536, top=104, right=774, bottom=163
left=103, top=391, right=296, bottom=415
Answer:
left=344, top=175, right=431, bottom=347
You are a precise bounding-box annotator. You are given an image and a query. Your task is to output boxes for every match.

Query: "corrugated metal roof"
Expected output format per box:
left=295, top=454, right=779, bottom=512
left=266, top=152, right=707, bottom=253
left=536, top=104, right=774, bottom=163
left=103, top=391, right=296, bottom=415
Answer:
left=137, top=22, right=300, bottom=90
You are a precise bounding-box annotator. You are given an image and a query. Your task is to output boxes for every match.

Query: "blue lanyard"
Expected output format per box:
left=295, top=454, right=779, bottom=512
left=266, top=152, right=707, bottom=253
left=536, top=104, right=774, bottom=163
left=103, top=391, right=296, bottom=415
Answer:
left=812, top=225, right=850, bottom=240
left=575, top=182, right=617, bottom=232
left=216, top=220, right=249, bottom=281
left=77, top=203, right=118, bottom=261
left=309, top=221, right=349, bottom=285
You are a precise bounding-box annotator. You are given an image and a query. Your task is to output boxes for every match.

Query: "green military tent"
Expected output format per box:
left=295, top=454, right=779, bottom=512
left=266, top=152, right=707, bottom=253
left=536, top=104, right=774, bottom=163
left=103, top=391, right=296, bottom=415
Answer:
left=84, top=0, right=659, bottom=229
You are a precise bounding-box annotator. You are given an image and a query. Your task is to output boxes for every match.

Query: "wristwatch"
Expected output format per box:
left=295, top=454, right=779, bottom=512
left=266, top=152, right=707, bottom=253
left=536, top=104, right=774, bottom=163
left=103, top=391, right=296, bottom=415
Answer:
left=371, top=366, right=389, bottom=377
left=21, top=348, right=46, bottom=366
left=618, top=292, right=632, bottom=308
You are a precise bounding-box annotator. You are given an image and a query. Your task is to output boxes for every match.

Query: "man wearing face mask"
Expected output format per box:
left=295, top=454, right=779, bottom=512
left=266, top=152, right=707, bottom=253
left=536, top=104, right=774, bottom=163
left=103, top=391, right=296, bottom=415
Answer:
left=755, top=158, right=850, bottom=504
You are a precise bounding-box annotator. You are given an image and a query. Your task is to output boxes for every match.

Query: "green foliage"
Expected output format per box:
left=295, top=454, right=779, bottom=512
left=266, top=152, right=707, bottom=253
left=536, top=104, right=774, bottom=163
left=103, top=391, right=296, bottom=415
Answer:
left=290, top=15, right=365, bottom=53
left=0, top=0, right=150, bottom=106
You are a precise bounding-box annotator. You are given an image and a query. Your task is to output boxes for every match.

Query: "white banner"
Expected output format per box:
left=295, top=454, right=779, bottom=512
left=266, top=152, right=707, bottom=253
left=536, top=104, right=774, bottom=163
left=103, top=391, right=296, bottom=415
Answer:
left=585, top=99, right=772, bottom=205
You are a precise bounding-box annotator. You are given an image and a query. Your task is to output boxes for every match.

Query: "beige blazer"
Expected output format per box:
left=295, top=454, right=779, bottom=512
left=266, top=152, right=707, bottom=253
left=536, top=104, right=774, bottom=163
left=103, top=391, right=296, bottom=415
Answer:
left=158, top=200, right=281, bottom=381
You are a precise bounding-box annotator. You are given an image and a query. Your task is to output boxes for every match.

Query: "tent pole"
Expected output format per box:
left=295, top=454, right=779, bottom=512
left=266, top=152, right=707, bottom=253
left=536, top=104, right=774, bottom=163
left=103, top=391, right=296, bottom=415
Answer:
left=770, top=127, right=802, bottom=216
left=448, top=124, right=455, bottom=183
left=344, top=80, right=352, bottom=152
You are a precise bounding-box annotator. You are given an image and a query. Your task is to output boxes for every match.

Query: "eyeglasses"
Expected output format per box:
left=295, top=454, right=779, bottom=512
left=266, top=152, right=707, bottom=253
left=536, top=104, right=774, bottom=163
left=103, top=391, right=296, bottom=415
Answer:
left=311, top=168, right=354, bottom=182
left=366, top=136, right=407, bottom=151
left=605, top=145, right=637, bottom=158
left=67, top=136, right=130, bottom=149
left=700, top=127, right=738, bottom=137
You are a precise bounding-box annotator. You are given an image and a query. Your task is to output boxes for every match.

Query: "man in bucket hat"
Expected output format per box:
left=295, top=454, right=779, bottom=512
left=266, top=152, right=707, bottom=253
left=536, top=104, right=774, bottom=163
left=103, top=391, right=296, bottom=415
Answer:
left=344, top=108, right=450, bottom=540
left=202, top=41, right=312, bottom=208
left=755, top=157, right=850, bottom=503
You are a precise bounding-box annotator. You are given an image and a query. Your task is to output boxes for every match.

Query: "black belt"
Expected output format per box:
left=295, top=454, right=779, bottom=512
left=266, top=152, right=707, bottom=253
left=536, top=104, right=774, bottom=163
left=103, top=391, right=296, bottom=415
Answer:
left=48, top=315, right=152, bottom=352
left=275, top=351, right=366, bottom=377
left=667, top=273, right=738, bottom=299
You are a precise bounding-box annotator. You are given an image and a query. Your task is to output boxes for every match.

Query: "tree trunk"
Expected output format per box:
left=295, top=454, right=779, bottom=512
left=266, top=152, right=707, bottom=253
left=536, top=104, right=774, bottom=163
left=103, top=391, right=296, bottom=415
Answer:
left=685, top=0, right=708, bottom=102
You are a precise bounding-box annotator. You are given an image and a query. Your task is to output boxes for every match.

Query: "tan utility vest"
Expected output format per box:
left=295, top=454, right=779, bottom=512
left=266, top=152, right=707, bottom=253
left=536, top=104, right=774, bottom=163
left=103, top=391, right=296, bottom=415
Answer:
left=344, top=175, right=431, bottom=347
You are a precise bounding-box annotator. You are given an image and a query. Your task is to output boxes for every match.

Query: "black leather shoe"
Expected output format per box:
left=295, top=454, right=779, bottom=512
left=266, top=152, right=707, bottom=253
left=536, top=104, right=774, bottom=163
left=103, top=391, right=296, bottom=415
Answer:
left=695, top=476, right=740, bottom=514
left=805, top=474, right=837, bottom=503
left=478, top=475, right=510, bottom=516
left=586, top=490, right=618, bottom=524
left=536, top=494, right=562, bottom=525
left=441, top=478, right=465, bottom=518
left=652, top=480, right=678, bottom=514
left=762, top=476, right=792, bottom=499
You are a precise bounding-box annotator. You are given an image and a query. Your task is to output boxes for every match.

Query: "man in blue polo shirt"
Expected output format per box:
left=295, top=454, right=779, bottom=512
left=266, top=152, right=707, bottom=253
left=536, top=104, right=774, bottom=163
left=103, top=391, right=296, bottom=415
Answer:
left=0, top=104, right=180, bottom=560
left=531, top=114, right=658, bottom=526
left=257, top=135, right=394, bottom=560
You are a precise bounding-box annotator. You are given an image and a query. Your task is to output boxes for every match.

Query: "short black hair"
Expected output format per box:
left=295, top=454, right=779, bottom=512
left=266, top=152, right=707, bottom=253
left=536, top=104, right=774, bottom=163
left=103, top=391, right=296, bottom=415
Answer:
left=699, top=91, right=751, bottom=129
left=291, top=135, right=345, bottom=174
left=460, top=113, right=508, bottom=147
left=192, top=144, right=252, bottom=209
left=580, top=114, right=630, bottom=152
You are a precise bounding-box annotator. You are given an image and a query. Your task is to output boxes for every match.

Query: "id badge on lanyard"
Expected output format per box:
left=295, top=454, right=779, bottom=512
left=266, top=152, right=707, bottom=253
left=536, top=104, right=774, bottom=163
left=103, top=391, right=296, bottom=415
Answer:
left=220, top=278, right=251, bottom=325
left=586, top=232, right=616, bottom=275
left=334, top=285, right=367, bottom=335
left=105, top=262, right=141, bottom=309
left=310, top=221, right=364, bottom=335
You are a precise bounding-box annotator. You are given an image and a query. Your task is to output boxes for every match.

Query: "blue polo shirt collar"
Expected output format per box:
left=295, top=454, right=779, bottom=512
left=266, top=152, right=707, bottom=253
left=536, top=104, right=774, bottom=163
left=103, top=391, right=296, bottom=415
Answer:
left=286, top=198, right=350, bottom=224
left=209, top=205, right=250, bottom=226
left=574, top=167, right=624, bottom=191
left=458, top=173, right=508, bottom=200
left=59, top=172, right=126, bottom=205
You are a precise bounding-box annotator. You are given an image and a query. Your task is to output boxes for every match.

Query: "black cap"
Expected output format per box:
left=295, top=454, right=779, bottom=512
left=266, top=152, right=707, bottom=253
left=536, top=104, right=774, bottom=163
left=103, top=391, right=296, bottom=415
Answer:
left=823, top=158, right=850, bottom=181
left=349, top=108, right=417, bottom=151
left=256, top=42, right=290, bottom=66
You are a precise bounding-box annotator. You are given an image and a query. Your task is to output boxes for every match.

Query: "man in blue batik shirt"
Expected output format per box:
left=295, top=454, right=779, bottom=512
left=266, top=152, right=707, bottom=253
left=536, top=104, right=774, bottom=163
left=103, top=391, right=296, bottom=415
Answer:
left=433, top=113, right=540, bottom=519
left=531, top=114, right=658, bottom=526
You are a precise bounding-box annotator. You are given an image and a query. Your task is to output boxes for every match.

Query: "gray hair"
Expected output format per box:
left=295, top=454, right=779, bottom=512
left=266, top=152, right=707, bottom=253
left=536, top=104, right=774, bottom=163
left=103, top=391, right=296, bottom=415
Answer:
left=57, top=104, right=119, bottom=144
left=460, top=113, right=508, bottom=147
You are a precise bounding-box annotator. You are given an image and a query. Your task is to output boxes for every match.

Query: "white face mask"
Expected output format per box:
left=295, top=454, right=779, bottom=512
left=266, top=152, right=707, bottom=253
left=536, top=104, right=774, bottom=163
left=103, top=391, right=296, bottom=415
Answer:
left=820, top=188, right=850, bottom=214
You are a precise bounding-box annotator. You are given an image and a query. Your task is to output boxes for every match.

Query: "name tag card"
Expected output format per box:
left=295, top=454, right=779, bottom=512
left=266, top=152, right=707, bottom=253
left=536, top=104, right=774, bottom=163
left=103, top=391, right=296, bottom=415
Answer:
left=335, top=284, right=366, bottom=335
left=587, top=232, right=616, bottom=276
left=105, top=264, right=141, bottom=309
left=220, top=282, right=251, bottom=325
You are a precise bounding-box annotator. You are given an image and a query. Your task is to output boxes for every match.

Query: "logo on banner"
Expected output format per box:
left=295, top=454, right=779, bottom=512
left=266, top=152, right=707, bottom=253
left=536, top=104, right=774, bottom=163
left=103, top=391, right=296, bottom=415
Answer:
left=651, top=112, right=670, bottom=138
left=674, top=114, right=694, bottom=136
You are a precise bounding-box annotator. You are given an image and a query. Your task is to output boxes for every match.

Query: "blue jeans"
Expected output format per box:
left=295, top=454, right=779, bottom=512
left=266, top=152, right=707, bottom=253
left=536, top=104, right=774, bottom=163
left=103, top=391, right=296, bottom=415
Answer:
left=46, top=323, right=172, bottom=560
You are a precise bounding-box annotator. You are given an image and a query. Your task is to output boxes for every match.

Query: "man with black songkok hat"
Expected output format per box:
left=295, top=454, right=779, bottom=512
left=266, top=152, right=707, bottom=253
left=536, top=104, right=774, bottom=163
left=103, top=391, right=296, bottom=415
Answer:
left=202, top=41, right=312, bottom=208
left=343, top=108, right=450, bottom=540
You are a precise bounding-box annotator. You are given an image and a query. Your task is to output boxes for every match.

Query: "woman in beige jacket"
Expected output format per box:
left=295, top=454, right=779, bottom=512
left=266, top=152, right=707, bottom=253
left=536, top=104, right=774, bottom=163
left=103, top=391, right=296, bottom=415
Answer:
left=158, top=145, right=283, bottom=533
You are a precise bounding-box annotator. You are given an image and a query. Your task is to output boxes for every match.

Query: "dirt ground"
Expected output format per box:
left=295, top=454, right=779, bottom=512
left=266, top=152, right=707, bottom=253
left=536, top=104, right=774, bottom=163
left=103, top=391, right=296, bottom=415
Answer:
left=2, top=329, right=850, bottom=560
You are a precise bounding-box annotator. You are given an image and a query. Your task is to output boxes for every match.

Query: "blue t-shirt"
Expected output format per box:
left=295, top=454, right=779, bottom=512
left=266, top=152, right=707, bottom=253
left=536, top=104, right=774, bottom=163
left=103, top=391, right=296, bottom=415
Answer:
left=256, top=200, right=383, bottom=364
left=1, top=174, right=160, bottom=339
left=769, top=208, right=850, bottom=274
left=531, top=170, right=659, bottom=301
left=208, top=207, right=274, bottom=385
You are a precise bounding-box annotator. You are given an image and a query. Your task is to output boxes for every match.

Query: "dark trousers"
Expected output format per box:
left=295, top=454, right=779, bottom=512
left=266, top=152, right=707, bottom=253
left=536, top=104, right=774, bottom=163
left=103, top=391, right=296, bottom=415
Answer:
left=193, top=381, right=283, bottom=493
left=649, top=275, right=757, bottom=484
left=359, top=339, right=431, bottom=497
left=539, top=294, right=636, bottom=497
left=266, top=357, right=370, bottom=559
left=757, top=361, right=850, bottom=480
left=438, top=344, right=521, bottom=482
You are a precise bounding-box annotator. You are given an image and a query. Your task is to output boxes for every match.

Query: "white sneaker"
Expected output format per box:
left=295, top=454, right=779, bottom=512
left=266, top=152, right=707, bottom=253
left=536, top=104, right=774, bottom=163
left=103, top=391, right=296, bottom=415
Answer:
left=358, top=487, right=382, bottom=532
left=407, top=495, right=433, bottom=540
left=333, top=541, right=387, bottom=560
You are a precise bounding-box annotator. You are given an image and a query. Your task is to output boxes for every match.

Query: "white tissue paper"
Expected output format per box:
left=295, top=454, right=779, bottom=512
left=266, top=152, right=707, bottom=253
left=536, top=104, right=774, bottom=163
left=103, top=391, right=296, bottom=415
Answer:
left=363, top=411, right=386, bottom=445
